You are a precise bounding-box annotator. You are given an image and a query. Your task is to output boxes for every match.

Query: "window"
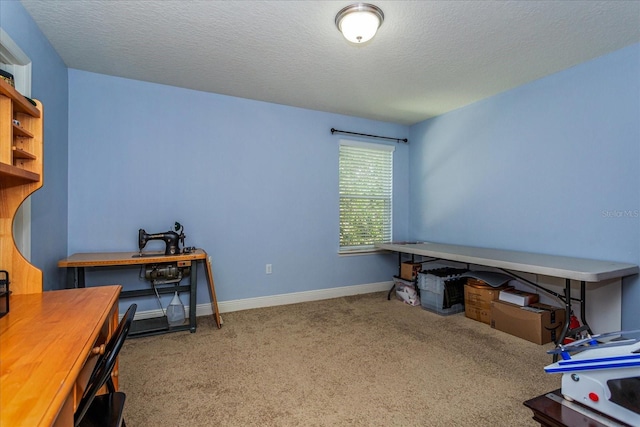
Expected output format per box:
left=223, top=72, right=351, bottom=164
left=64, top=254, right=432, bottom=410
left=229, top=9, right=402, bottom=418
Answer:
left=339, top=140, right=394, bottom=253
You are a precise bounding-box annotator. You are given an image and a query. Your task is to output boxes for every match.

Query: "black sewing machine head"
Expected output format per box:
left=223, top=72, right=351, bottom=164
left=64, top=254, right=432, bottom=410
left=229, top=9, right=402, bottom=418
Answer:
left=138, top=222, right=185, bottom=255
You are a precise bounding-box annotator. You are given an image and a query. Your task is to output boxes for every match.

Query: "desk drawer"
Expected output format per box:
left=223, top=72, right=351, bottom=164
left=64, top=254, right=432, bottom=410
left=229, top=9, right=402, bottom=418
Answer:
left=73, top=303, right=118, bottom=409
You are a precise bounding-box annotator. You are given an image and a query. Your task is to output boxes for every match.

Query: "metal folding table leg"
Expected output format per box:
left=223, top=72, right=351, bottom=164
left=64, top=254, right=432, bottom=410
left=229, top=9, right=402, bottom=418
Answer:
left=189, top=262, right=197, bottom=332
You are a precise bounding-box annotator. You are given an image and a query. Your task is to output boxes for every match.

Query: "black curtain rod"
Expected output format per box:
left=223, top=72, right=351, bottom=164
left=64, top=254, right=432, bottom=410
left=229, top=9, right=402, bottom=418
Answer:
left=331, top=128, right=408, bottom=144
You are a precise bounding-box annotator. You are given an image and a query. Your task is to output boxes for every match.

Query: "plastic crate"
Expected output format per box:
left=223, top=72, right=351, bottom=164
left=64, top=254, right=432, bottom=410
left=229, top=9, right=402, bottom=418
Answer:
left=417, top=268, right=467, bottom=293
left=419, top=276, right=466, bottom=316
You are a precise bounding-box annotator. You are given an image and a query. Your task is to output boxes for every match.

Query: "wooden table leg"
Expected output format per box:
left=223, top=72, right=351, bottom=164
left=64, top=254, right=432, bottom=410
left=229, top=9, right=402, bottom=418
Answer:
left=203, top=251, right=222, bottom=328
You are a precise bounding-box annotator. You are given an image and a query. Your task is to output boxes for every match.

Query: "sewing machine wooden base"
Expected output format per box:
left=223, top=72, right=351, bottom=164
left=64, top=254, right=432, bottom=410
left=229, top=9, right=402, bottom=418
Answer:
left=58, top=249, right=222, bottom=336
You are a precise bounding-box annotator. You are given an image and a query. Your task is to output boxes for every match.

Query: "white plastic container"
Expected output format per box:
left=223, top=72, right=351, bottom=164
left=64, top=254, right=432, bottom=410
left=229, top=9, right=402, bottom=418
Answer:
left=166, top=291, right=185, bottom=326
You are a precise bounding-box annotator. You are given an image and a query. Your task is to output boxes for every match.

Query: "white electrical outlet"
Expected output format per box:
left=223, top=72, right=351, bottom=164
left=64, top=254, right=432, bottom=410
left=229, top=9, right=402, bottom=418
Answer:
left=266, top=264, right=272, bottom=274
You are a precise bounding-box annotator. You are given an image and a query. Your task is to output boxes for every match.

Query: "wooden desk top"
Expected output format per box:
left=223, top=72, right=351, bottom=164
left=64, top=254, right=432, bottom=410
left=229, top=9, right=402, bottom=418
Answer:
left=376, top=242, right=639, bottom=282
left=58, top=249, right=207, bottom=268
left=0, top=286, right=121, bottom=426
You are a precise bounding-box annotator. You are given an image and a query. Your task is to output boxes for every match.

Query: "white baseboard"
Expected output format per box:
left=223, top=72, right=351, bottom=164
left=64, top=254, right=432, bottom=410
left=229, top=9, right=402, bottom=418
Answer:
left=132, top=281, right=393, bottom=322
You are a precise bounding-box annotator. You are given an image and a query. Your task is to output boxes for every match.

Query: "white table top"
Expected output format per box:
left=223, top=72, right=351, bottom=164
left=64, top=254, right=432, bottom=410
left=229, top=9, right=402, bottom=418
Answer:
left=375, top=242, right=638, bottom=282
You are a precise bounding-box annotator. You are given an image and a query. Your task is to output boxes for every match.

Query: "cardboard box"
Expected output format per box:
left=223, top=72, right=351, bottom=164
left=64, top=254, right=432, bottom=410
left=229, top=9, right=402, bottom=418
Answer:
left=464, top=281, right=513, bottom=324
left=490, top=300, right=565, bottom=344
left=498, top=289, right=539, bottom=306
left=400, top=261, right=422, bottom=281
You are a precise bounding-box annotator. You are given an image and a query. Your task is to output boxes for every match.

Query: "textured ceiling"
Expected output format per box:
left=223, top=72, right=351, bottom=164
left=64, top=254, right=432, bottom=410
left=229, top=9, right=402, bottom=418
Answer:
left=18, top=0, right=640, bottom=125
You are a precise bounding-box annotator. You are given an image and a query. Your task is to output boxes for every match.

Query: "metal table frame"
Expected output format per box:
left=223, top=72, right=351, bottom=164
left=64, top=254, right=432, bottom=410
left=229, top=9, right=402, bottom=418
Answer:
left=58, top=250, right=208, bottom=336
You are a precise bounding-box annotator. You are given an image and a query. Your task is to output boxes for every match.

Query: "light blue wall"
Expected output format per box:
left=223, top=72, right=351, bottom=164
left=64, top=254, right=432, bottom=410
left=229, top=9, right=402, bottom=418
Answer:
left=6, top=0, right=638, bottom=326
left=1, top=1, right=69, bottom=290
left=68, top=70, right=409, bottom=311
left=408, top=43, right=640, bottom=329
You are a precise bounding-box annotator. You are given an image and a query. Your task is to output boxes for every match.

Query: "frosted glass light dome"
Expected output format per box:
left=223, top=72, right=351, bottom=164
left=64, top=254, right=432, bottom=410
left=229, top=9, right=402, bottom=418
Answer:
left=335, top=3, right=384, bottom=44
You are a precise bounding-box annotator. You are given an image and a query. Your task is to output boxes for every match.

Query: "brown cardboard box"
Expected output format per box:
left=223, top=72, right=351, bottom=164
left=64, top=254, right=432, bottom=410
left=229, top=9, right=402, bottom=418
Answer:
left=490, top=300, right=565, bottom=344
left=400, top=261, right=422, bottom=280
left=465, top=305, right=492, bottom=324
left=464, top=281, right=513, bottom=324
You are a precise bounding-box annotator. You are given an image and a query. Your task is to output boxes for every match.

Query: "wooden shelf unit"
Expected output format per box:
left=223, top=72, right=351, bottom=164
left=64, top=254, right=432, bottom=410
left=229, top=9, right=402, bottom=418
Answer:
left=0, top=78, right=44, bottom=294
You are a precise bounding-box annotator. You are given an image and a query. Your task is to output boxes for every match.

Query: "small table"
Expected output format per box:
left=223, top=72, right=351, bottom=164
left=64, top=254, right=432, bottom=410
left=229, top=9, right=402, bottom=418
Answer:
left=523, top=389, right=632, bottom=427
left=58, top=249, right=222, bottom=336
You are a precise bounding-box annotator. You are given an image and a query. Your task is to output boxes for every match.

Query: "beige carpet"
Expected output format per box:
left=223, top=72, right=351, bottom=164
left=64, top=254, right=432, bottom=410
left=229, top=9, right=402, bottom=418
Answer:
left=119, top=292, right=561, bottom=426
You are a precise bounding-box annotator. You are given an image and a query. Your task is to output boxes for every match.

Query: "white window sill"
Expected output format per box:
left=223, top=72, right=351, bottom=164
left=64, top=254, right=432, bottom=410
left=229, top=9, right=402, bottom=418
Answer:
left=338, top=249, right=386, bottom=256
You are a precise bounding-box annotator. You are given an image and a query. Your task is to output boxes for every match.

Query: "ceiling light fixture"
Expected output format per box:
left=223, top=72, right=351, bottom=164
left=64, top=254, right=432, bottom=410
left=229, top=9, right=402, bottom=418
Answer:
left=335, top=3, right=384, bottom=44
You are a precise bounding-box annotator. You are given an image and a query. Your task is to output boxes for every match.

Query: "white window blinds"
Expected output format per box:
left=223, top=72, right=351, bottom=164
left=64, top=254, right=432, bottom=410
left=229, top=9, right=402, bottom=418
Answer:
left=339, top=140, right=394, bottom=252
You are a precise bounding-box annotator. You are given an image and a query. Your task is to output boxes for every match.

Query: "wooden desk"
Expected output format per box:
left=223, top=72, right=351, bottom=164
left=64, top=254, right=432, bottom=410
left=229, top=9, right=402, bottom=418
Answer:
left=0, top=286, right=121, bottom=427
left=524, top=389, right=631, bottom=427
left=376, top=242, right=639, bottom=351
left=58, top=249, right=222, bottom=334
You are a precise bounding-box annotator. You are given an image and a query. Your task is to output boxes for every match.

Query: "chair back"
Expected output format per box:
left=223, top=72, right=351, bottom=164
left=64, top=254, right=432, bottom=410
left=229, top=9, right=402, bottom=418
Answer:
left=74, top=304, right=137, bottom=427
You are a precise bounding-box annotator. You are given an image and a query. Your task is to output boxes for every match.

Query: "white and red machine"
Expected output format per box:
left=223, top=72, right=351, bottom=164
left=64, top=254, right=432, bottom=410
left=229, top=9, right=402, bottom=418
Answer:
left=545, top=330, right=640, bottom=426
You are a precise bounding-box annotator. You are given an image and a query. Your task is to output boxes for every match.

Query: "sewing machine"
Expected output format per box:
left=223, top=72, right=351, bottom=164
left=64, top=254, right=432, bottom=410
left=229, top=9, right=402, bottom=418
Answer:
left=545, top=330, right=640, bottom=426
left=138, top=222, right=185, bottom=256
left=138, top=222, right=186, bottom=256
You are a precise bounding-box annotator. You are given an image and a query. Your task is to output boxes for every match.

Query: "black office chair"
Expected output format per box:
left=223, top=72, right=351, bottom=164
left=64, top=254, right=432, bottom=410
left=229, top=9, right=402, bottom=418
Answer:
left=75, top=304, right=137, bottom=427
